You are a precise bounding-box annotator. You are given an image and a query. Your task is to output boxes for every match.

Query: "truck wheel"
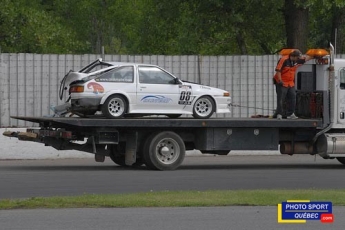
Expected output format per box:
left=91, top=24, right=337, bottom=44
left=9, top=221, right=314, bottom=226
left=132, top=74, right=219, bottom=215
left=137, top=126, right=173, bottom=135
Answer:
left=109, top=144, right=144, bottom=167
left=109, top=143, right=126, bottom=166
left=102, top=95, right=127, bottom=118
left=192, top=96, right=215, bottom=119
left=109, top=153, right=126, bottom=166
left=336, top=157, right=345, bottom=165
left=143, top=131, right=185, bottom=170
left=109, top=155, right=144, bottom=167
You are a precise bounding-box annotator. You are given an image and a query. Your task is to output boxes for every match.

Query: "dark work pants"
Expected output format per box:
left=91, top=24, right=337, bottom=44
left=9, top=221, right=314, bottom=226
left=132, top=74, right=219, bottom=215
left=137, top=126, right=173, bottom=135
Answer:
left=274, top=84, right=296, bottom=116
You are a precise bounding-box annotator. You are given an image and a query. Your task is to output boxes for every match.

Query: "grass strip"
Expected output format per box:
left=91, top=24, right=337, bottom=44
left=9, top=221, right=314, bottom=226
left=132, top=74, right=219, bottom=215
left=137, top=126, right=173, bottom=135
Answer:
left=0, top=189, right=344, bottom=209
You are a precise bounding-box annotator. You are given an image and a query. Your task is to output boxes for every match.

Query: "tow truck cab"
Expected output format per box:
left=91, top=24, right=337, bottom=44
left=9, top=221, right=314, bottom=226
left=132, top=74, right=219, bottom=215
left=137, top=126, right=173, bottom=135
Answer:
left=295, top=48, right=345, bottom=128
left=292, top=46, right=345, bottom=160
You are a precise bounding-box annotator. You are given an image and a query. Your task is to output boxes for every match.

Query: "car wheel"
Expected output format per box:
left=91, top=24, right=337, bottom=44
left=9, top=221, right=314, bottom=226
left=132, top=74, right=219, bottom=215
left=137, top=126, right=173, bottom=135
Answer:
left=143, top=131, right=185, bottom=170
left=102, top=95, right=127, bottom=118
left=192, top=96, right=215, bottom=119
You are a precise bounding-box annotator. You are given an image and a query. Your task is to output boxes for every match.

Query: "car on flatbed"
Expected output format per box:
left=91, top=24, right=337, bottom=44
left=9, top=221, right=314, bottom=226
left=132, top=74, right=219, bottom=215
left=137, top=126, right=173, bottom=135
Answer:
left=4, top=45, right=345, bottom=171
left=61, top=59, right=231, bottom=119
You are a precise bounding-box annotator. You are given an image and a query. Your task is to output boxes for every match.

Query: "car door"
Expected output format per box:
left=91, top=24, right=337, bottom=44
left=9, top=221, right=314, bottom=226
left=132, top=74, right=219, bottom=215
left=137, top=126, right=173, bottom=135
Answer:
left=135, top=65, right=181, bottom=113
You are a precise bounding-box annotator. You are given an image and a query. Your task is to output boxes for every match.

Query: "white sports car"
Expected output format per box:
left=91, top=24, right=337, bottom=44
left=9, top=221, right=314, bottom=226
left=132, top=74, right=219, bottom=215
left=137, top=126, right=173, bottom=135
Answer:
left=60, top=59, right=231, bottom=119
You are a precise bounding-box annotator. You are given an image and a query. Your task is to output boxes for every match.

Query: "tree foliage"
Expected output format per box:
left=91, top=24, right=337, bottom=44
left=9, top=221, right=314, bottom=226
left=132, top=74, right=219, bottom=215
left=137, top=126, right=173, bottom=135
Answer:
left=0, top=0, right=344, bottom=54
left=0, top=0, right=85, bottom=53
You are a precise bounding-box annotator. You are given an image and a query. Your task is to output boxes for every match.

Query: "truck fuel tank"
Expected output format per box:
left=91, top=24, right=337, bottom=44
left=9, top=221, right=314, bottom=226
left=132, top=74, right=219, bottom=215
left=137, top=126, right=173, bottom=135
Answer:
left=316, top=133, right=345, bottom=157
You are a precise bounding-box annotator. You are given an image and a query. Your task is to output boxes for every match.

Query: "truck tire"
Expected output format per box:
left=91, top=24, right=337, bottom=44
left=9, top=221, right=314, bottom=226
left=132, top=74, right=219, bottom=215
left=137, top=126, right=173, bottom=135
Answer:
left=143, top=131, right=185, bottom=170
left=336, top=157, right=345, bottom=165
left=192, top=96, right=215, bottom=119
left=102, top=95, right=127, bottom=118
left=109, top=155, right=144, bottom=167
left=109, top=144, right=144, bottom=167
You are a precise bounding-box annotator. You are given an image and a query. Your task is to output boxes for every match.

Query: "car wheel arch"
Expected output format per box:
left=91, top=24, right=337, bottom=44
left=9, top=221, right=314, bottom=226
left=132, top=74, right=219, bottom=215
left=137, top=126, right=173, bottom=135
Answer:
left=192, top=94, right=217, bottom=111
left=100, top=91, right=131, bottom=104
left=101, top=93, right=130, bottom=112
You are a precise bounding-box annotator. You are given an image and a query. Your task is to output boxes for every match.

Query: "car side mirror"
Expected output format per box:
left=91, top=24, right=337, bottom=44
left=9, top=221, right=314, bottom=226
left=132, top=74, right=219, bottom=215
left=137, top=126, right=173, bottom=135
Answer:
left=174, top=78, right=182, bottom=84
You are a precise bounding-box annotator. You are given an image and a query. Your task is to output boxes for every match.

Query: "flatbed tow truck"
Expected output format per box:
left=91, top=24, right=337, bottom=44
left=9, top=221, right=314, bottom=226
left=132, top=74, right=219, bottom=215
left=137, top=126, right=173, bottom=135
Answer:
left=3, top=45, right=345, bottom=170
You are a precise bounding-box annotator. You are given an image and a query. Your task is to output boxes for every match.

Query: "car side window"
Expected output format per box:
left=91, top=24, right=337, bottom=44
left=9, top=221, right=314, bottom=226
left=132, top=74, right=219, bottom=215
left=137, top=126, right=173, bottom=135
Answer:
left=96, top=66, right=134, bottom=83
left=139, top=66, right=176, bottom=84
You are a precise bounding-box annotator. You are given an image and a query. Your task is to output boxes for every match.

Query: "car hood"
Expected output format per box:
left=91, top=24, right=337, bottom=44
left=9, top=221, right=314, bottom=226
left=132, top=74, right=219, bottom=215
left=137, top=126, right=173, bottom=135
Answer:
left=181, top=81, right=228, bottom=95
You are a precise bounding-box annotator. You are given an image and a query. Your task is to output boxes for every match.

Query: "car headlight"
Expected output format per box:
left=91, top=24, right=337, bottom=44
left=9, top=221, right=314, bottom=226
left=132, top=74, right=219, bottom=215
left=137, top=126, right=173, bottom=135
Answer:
left=223, top=92, right=230, bottom=96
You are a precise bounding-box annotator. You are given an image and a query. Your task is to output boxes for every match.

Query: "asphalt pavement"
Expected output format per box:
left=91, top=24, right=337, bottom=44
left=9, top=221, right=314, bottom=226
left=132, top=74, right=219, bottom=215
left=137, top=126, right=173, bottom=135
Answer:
left=0, top=155, right=344, bottom=199
left=1, top=206, right=343, bottom=230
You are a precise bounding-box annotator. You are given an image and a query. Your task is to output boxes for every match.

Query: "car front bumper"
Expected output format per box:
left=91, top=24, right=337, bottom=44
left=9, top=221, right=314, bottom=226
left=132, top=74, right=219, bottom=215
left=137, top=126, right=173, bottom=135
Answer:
left=215, top=97, right=231, bottom=113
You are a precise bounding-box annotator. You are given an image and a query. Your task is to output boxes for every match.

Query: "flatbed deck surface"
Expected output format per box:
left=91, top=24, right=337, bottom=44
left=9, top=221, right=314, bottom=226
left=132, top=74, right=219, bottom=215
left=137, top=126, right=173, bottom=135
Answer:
left=11, top=116, right=322, bottom=129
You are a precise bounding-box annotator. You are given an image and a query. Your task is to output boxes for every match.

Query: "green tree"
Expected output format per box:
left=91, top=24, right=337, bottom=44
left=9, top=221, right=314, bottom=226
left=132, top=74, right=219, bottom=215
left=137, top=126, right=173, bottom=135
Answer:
left=283, top=0, right=345, bottom=53
left=0, top=0, right=84, bottom=53
left=134, top=0, right=284, bottom=55
left=1, top=0, right=345, bottom=55
left=308, top=0, right=345, bottom=53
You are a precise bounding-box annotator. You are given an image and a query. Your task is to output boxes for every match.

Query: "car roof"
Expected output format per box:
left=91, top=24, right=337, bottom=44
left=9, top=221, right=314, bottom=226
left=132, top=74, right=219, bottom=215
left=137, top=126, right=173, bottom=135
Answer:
left=103, top=61, right=157, bottom=67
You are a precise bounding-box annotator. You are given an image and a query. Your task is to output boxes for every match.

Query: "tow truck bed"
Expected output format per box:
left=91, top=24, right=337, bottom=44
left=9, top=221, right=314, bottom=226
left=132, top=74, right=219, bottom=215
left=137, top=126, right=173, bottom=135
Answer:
left=6, top=116, right=326, bottom=170
left=11, top=116, right=322, bottom=129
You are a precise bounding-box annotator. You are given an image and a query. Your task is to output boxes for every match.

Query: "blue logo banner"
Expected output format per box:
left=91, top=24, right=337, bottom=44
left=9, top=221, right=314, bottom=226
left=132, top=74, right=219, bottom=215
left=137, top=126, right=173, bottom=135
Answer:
left=282, top=201, right=332, bottom=220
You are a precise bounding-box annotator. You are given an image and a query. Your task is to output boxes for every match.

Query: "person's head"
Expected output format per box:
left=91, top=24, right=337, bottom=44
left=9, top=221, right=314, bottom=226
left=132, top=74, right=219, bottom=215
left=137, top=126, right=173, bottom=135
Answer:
left=289, top=50, right=302, bottom=61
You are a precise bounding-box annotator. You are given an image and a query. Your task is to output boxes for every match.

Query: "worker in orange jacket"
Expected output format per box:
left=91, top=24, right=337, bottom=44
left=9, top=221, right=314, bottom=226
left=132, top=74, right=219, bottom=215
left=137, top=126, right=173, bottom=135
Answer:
left=273, top=50, right=313, bottom=120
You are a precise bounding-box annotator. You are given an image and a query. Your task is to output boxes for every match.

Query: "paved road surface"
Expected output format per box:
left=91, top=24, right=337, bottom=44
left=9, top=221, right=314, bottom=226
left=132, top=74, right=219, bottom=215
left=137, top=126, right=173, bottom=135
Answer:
left=0, top=155, right=344, bottom=199
left=0, top=206, right=343, bottom=230
left=1, top=155, right=344, bottom=230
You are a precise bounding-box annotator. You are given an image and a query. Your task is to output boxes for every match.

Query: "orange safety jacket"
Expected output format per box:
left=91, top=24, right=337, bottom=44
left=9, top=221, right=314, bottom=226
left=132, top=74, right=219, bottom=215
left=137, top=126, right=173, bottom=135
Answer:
left=273, top=55, right=306, bottom=87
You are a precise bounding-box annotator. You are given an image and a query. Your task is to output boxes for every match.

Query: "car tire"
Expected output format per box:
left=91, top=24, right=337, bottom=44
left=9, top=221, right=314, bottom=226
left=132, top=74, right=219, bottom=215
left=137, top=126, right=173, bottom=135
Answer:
left=102, top=95, right=127, bottom=118
left=192, top=96, right=215, bottom=119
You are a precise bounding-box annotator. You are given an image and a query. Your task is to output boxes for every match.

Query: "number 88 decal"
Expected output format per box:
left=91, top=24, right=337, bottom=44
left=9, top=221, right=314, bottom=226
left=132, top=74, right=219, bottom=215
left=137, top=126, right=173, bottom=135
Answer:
left=179, top=91, right=192, bottom=105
